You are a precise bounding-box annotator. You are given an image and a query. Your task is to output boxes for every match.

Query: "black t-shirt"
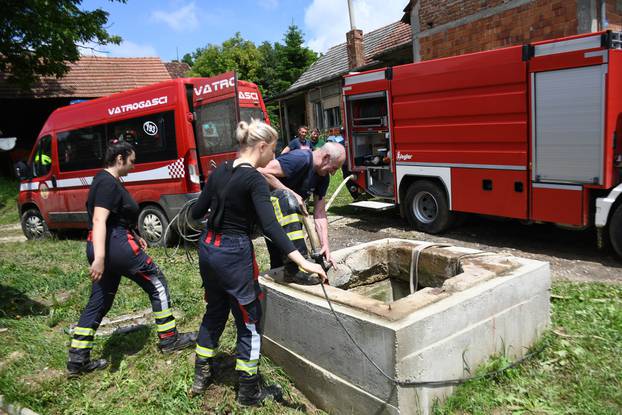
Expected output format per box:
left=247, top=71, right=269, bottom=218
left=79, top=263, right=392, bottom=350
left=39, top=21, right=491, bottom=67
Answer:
left=191, top=162, right=296, bottom=255
left=86, top=170, right=139, bottom=230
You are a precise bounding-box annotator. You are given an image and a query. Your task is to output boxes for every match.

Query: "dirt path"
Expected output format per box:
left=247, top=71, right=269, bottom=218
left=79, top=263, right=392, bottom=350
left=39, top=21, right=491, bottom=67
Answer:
left=326, top=208, right=622, bottom=284
left=0, top=223, right=25, bottom=243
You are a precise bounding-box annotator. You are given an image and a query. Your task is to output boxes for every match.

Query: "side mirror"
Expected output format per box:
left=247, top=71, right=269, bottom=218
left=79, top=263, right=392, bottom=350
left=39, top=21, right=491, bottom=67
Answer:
left=14, top=161, right=32, bottom=180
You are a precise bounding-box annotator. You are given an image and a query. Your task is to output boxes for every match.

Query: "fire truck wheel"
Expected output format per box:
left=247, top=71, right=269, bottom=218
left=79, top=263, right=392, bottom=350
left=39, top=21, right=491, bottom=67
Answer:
left=609, top=204, right=622, bottom=258
left=404, top=181, right=453, bottom=234
left=138, top=205, right=173, bottom=247
left=21, top=208, right=52, bottom=240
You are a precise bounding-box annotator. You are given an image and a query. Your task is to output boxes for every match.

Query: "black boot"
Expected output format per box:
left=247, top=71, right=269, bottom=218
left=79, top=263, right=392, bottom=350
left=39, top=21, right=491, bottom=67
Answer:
left=159, top=331, right=197, bottom=353
left=237, top=374, right=283, bottom=406
left=67, top=350, right=108, bottom=378
left=190, top=357, right=213, bottom=396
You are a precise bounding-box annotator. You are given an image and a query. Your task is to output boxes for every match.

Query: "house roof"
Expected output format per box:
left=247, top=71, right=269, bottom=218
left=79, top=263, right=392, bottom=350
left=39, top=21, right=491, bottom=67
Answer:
left=164, top=61, right=191, bottom=79
left=0, top=56, right=172, bottom=99
left=273, top=20, right=412, bottom=100
left=401, top=1, right=414, bottom=24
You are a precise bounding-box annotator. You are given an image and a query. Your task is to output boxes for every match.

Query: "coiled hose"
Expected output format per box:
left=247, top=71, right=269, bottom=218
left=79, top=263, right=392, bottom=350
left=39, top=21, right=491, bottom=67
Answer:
left=162, top=198, right=203, bottom=261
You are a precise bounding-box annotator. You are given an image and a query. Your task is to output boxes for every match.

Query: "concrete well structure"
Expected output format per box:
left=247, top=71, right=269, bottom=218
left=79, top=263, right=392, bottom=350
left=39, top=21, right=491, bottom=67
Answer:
left=260, top=238, right=550, bottom=415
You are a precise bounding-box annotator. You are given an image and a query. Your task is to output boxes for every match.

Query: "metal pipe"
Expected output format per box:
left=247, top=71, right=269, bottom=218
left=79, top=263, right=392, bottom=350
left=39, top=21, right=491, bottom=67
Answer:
left=347, top=0, right=357, bottom=30
left=600, top=0, right=608, bottom=30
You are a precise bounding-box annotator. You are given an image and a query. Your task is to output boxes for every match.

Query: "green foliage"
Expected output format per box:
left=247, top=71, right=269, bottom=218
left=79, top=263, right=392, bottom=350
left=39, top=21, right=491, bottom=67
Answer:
left=0, top=0, right=126, bottom=89
left=0, top=176, right=19, bottom=225
left=271, top=24, right=318, bottom=96
left=181, top=53, right=193, bottom=67
left=185, top=25, right=317, bottom=102
left=188, top=32, right=262, bottom=82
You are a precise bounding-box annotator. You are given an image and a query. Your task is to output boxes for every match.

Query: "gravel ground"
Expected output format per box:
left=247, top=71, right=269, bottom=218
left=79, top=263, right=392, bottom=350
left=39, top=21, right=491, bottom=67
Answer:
left=326, top=207, right=622, bottom=284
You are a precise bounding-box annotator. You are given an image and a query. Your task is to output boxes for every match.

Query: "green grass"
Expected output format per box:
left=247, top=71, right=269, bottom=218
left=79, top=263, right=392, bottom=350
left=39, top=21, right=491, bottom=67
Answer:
left=0, top=239, right=318, bottom=415
left=434, top=282, right=622, bottom=415
left=324, top=170, right=354, bottom=211
left=0, top=176, right=19, bottom=225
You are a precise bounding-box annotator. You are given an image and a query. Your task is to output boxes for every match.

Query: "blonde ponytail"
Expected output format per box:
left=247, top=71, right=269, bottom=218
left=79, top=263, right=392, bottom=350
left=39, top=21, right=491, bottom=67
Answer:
left=236, top=119, right=277, bottom=148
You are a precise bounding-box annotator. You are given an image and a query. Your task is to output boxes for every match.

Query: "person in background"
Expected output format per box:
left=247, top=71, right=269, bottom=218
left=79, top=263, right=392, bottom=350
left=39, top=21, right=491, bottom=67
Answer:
left=280, top=125, right=309, bottom=154
left=189, top=120, right=327, bottom=406
left=326, top=127, right=344, bottom=145
left=67, top=140, right=196, bottom=378
left=309, top=128, right=325, bottom=150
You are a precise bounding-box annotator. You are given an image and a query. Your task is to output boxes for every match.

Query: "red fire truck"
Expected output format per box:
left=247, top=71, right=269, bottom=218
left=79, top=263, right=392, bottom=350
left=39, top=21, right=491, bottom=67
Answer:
left=16, top=72, right=268, bottom=246
left=343, top=31, right=622, bottom=256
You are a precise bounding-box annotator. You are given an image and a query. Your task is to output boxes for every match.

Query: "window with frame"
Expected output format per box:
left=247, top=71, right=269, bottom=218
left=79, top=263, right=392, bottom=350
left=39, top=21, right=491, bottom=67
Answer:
left=31, top=135, right=52, bottom=177
left=107, top=110, right=178, bottom=163
left=195, top=99, right=238, bottom=155
left=313, top=102, right=323, bottom=129
left=57, top=126, right=105, bottom=172
left=240, top=107, right=265, bottom=123
left=323, top=106, right=341, bottom=129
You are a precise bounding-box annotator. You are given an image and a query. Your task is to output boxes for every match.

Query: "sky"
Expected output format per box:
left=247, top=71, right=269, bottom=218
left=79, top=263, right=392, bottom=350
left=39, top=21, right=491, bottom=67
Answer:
left=80, top=0, right=407, bottom=61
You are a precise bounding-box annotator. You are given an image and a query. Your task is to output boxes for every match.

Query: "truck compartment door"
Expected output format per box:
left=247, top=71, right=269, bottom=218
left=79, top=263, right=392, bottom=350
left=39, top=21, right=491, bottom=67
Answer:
left=532, top=64, right=606, bottom=184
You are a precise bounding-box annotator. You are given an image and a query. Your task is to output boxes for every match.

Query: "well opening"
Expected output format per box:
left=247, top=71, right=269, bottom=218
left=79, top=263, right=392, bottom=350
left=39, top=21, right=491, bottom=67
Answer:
left=331, top=242, right=463, bottom=303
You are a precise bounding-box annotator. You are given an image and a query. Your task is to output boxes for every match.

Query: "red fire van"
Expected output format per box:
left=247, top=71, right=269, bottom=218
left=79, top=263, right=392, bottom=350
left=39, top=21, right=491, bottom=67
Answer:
left=16, top=72, right=268, bottom=246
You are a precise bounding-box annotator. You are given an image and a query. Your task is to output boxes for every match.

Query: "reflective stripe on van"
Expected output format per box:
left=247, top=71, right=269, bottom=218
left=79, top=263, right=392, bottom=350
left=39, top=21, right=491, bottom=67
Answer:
left=19, top=158, right=186, bottom=191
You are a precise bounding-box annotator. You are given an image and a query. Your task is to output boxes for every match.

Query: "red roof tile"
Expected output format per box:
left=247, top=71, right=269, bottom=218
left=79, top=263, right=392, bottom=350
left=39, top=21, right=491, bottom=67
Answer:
left=0, top=56, right=172, bottom=98
left=164, top=61, right=191, bottom=78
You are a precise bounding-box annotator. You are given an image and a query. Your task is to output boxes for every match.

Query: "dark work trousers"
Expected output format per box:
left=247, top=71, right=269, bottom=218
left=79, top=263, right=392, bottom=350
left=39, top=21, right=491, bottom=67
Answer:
left=196, top=230, right=263, bottom=376
left=266, top=190, right=308, bottom=273
left=69, top=227, right=177, bottom=361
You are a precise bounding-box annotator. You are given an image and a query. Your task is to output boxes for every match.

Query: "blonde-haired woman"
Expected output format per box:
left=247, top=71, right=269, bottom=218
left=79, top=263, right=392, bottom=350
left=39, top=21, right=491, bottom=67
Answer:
left=189, top=120, right=326, bottom=405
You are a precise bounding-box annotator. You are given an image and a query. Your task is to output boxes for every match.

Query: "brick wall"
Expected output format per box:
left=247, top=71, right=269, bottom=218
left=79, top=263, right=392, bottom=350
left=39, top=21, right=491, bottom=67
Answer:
left=607, top=1, right=622, bottom=31
left=419, top=0, right=578, bottom=60
left=419, top=0, right=508, bottom=30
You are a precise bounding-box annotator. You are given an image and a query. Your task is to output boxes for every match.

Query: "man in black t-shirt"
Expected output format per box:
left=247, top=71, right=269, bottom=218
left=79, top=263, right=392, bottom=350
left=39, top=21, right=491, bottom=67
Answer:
left=258, top=142, right=345, bottom=269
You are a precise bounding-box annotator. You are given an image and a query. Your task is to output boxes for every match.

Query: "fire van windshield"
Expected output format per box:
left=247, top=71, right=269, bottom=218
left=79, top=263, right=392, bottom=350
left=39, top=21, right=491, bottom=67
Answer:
left=240, top=107, right=265, bottom=123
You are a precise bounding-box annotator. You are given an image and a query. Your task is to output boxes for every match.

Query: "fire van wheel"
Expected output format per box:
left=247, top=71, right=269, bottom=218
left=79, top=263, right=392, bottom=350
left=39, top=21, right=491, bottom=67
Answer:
left=21, top=208, right=52, bottom=240
left=138, top=206, right=173, bottom=247
left=609, top=204, right=622, bottom=258
left=404, top=180, right=453, bottom=234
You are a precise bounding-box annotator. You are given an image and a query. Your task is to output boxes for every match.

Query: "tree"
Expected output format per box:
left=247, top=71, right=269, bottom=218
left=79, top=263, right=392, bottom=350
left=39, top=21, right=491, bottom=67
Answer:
left=181, top=53, right=194, bottom=68
left=255, top=41, right=278, bottom=95
left=272, top=24, right=317, bottom=95
left=189, top=33, right=262, bottom=82
left=0, top=0, right=126, bottom=89
left=183, top=25, right=318, bottom=133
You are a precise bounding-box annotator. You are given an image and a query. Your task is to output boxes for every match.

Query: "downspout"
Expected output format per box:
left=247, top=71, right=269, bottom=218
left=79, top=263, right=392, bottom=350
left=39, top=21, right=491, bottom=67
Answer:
left=600, top=0, right=608, bottom=30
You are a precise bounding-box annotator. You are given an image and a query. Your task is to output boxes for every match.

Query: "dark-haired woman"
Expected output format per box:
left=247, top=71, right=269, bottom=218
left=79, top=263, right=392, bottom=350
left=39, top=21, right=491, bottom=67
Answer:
left=67, top=140, right=196, bottom=377
left=189, top=120, right=327, bottom=405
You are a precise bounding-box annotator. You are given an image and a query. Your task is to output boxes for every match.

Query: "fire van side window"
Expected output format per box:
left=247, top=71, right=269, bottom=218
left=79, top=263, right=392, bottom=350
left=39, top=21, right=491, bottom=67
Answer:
left=31, top=135, right=52, bottom=177
left=107, top=110, right=177, bottom=163
left=57, top=126, right=105, bottom=172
